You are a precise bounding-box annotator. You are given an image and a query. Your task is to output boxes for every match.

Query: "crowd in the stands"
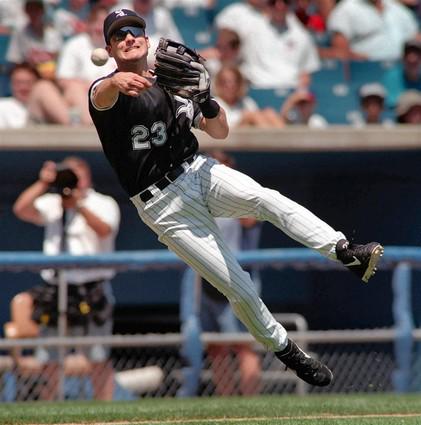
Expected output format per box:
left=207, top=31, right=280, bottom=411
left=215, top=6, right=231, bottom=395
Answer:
left=0, top=0, right=420, bottom=128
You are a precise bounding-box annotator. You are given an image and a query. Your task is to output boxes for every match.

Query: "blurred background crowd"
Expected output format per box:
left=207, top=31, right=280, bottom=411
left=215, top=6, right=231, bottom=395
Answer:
left=0, top=0, right=420, bottom=128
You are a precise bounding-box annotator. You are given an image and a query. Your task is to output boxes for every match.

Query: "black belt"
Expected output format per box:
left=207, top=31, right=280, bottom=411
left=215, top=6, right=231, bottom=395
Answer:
left=139, top=157, right=195, bottom=203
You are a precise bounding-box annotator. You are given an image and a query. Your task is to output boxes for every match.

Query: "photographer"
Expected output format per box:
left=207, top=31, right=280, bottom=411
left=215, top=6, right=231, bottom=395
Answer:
left=11, top=156, right=120, bottom=400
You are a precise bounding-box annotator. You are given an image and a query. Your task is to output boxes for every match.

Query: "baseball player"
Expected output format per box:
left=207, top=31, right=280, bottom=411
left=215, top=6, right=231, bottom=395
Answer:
left=89, top=9, right=384, bottom=387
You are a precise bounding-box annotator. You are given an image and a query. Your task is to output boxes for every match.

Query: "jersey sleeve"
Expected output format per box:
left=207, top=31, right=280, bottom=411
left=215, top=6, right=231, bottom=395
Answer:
left=88, top=72, right=119, bottom=111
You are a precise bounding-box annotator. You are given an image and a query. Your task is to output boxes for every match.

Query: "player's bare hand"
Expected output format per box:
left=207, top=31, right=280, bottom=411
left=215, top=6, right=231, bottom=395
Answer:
left=111, top=72, right=153, bottom=97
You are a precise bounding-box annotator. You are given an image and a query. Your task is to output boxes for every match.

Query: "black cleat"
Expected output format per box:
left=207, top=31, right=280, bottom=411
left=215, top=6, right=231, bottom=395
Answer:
left=335, top=239, right=384, bottom=283
left=275, top=339, right=333, bottom=387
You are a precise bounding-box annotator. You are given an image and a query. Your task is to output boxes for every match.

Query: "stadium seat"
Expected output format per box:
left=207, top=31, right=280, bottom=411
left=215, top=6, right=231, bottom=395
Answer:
left=0, top=33, right=11, bottom=97
left=349, top=60, right=395, bottom=86
left=248, top=88, right=290, bottom=110
left=310, top=59, right=359, bottom=124
left=0, top=33, right=10, bottom=62
left=172, top=7, right=216, bottom=49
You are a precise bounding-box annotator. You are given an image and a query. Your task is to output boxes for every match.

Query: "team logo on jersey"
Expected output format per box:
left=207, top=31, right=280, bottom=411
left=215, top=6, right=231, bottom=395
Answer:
left=175, top=96, right=194, bottom=123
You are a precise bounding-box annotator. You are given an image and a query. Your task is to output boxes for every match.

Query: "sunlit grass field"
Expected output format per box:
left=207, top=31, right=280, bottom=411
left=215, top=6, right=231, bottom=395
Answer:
left=1, top=393, right=421, bottom=425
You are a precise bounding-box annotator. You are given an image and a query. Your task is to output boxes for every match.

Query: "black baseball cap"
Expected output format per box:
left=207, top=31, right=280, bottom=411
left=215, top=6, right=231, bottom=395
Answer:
left=103, top=9, right=146, bottom=45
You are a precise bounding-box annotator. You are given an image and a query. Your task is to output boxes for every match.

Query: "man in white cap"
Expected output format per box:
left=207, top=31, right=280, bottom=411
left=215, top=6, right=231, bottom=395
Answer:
left=396, top=90, right=421, bottom=124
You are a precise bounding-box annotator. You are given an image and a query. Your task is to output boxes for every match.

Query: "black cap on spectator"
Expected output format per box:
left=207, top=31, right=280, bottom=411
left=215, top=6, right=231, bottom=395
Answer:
left=404, top=39, right=421, bottom=55
left=103, top=9, right=146, bottom=45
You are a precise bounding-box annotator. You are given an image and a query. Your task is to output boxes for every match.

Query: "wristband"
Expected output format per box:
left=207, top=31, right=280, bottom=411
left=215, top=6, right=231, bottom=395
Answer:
left=198, top=98, right=220, bottom=119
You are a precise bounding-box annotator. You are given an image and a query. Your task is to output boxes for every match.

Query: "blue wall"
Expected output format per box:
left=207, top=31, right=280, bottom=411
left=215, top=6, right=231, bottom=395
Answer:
left=1, top=148, right=420, bottom=332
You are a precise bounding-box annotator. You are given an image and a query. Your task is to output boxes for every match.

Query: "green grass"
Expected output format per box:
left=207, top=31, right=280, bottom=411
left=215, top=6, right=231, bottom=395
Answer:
left=1, top=394, right=421, bottom=424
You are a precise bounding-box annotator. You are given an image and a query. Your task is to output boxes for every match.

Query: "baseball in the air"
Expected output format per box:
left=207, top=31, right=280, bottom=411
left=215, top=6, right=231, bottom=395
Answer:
left=91, top=48, right=109, bottom=66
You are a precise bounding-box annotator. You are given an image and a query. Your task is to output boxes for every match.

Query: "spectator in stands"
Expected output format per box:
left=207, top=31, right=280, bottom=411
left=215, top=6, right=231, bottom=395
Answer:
left=359, top=83, right=389, bottom=125
left=11, top=156, right=120, bottom=400
left=132, top=0, right=184, bottom=68
left=280, top=89, right=328, bottom=127
left=395, top=89, right=421, bottom=124
left=6, top=0, right=63, bottom=80
left=199, top=28, right=242, bottom=77
left=0, top=62, right=70, bottom=128
left=52, top=0, right=89, bottom=40
left=213, top=65, right=285, bottom=127
left=216, top=0, right=268, bottom=25
left=325, top=0, right=419, bottom=61
left=56, top=5, right=116, bottom=125
left=293, top=0, right=335, bottom=36
left=349, top=83, right=394, bottom=127
left=215, top=0, right=320, bottom=89
left=383, top=39, right=421, bottom=109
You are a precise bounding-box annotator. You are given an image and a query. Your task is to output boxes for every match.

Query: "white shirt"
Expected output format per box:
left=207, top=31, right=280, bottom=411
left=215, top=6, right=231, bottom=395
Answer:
left=56, top=33, right=117, bottom=83
left=53, top=8, right=83, bottom=40
left=0, top=0, right=25, bottom=31
left=216, top=6, right=320, bottom=89
left=0, top=98, right=28, bottom=129
left=307, top=114, right=329, bottom=128
left=327, top=0, right=418, bottom=61
left=215, top=95, right=259, bottom=127
left=35, top=189, right=120, bottom=284
left=143, top=7, right=184, bottom=68
left=6, top=25, right=62, bottom=64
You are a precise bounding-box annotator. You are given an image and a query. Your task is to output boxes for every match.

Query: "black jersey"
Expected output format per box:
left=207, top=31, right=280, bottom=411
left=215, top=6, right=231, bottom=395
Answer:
left=89, top=72, right=202, bottom=197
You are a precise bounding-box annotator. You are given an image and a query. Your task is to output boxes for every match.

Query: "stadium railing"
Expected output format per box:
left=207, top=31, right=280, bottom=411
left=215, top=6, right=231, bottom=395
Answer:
left=0, top=247, right=420, bottom=400
left=1, top=125, right=420, bottom=151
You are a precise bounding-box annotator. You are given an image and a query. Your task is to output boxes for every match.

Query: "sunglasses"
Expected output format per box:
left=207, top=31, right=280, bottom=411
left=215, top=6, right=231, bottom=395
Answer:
left=111, top=26, right=145, bottom=42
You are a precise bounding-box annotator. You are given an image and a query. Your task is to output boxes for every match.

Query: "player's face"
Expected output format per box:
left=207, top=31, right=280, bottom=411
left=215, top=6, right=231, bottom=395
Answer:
left=107, top=26, right=149, bottom=64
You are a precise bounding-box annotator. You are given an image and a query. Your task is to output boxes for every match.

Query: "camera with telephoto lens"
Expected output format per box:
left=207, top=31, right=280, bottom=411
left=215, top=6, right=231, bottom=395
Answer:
left=50, top=163, right=78, bottom=197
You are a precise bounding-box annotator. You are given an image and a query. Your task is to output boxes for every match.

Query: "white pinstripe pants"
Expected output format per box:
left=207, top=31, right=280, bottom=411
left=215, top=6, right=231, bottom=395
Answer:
left=131, top=155, right=345, bottom=352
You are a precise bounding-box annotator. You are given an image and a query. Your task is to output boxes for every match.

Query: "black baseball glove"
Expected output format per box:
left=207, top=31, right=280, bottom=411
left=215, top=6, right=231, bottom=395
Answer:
left=154, top=38, right=211, bottom=103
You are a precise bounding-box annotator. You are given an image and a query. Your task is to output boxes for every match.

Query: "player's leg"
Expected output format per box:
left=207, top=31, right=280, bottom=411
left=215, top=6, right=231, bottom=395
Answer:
left=134, top=190, right=332, bottom=386
left=203, top=158, right=383, bottom=281
left=203, top=158, right=343, bottom=257
left=135, top=188, right=287, bottom=352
